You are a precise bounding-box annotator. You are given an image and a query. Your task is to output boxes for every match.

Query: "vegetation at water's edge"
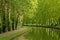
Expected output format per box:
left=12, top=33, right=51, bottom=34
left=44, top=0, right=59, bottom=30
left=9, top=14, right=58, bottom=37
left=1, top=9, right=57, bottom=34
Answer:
left=0, top=0, right=60, bottom=40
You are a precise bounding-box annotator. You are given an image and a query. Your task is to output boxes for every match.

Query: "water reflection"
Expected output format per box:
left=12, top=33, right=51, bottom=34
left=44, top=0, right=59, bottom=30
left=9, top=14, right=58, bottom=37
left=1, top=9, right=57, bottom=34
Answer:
left=12, top=27, right=60, bottom=40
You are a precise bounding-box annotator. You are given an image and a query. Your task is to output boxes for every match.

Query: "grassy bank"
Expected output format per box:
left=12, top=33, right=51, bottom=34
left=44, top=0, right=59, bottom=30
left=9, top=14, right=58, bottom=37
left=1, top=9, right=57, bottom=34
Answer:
left=0, top=27, right=31, bottom=40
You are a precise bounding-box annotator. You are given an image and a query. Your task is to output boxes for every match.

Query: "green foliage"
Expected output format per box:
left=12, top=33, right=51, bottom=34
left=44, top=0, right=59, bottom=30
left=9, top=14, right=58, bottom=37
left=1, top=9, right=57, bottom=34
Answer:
left=0, top=0, right=60, bottom=40
left=22, top=0, right=60, bottom=40
left=23, top=0, right=60, bottom=25
left=0, top=0, right=21, bottom=33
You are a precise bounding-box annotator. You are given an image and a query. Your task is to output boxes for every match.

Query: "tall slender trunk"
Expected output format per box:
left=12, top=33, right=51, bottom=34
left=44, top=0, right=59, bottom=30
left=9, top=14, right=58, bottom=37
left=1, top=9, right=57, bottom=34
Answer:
left=1, top=0, right=6, bottom=32
left=0, top=0, right=2, bottom=33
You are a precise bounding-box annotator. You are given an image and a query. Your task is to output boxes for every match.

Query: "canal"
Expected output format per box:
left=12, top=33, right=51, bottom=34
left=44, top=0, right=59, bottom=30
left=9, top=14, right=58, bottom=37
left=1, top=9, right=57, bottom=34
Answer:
left=12, top=27, right=60, bottom=40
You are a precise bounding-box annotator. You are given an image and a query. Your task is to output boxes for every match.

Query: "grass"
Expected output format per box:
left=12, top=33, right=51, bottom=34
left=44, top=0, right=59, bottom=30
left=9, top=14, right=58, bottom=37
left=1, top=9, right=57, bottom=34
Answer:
left=0, top=27, right=31, bottom=40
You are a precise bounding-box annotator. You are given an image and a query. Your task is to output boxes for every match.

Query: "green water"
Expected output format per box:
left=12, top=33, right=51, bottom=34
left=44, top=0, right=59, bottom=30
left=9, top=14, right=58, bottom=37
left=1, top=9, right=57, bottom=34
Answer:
left=12, top=27, right=60, bottom=40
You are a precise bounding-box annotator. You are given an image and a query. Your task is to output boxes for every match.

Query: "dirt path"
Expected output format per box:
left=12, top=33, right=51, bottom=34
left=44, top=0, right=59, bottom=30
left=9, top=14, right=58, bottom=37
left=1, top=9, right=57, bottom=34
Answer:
left=0, top=27, right=26, bottom=38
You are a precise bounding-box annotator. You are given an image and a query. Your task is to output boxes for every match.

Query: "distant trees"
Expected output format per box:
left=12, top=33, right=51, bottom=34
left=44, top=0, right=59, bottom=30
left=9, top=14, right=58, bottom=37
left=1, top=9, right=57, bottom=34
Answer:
left=23, top=0, right=60, bottom=26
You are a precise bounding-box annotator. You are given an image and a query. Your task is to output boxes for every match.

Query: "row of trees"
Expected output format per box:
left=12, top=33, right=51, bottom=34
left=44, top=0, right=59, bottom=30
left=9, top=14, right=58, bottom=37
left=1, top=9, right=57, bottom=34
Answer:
left=0, top=0, right=22, bottom=33
left=16, top=0, right=60, bottom=40
left=23, top=0, right=60, bottom=40
left=0, top=0, right=34, bottom=33
left=0, top=1, right=60, bottom=40
left=23, top=0, right=60, bottom=26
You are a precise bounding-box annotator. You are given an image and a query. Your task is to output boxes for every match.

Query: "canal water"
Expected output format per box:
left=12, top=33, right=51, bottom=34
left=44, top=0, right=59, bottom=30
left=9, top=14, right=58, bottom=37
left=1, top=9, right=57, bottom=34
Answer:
left=12, top=27, right=60, bottom=40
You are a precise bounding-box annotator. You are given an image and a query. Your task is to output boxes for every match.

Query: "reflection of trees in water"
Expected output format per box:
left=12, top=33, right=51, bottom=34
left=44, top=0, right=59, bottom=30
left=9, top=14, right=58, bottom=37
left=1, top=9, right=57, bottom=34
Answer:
left=24, top=27, right=60, bottom=40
